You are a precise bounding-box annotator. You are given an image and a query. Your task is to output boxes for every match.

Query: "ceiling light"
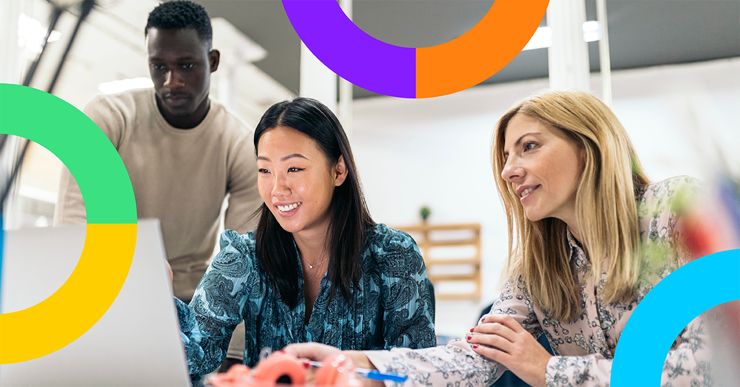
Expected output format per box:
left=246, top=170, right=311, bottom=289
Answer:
left=98, top=77, right=153, bottom=94
left=582, top=21, right=602, bottom=43
left=523, top=27, right=553, bottom=51
left=522, top=21, right=602, bottom=51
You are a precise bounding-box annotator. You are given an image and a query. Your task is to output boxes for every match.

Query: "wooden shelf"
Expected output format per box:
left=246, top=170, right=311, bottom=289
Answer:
left=418, top=239, right=479, bottom=248
left=428, top=273, right=479, bottom=281
left=398, top=223, right=480, bottom=232
left=396, top=222, right=481, bottom=300
left=429, top=293, right=483, bottom=301
left=425, top=258, right=480, bottom=266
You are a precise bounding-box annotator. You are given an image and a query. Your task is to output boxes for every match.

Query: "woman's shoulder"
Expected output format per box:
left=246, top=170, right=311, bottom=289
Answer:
left=364, top=224, right=428, bottom=285
left=219, top=229, right=257, bottom=250
left=635, top=176, right=702, bottom=271
left=363, top=224, right=425, bottom=269
left=364, top=223, right=420, bottom=253
left=635, top=176, right=702, bottom=217
left=636, top=176, right=702, bottom=203
left=211, top=229, right=259, bottom=274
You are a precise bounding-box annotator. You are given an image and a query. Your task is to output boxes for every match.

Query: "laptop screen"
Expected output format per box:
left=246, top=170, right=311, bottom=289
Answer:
left=0, top=219, right=190, bottom=386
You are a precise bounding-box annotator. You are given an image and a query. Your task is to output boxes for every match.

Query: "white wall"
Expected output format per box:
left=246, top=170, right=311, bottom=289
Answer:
left=351, top=57, right=740, bottom=336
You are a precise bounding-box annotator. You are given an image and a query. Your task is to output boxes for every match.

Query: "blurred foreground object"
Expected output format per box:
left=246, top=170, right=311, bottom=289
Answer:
left=672, top=174, right=740, bottom=385
left=205, top=352, right=361, bottom=387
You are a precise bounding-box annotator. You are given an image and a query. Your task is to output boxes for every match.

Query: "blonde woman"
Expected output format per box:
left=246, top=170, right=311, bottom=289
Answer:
left=284, top=90, right=711, bottom=387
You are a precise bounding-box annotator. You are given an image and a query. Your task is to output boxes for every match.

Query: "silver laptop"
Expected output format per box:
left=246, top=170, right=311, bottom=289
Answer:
left=0, top=219, right=191, bottom=386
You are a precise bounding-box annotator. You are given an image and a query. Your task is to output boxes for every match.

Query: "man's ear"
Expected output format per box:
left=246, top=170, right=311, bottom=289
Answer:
left=209, top=49, right=220, bottom=72
left=334, top=155, right=348, bottom=187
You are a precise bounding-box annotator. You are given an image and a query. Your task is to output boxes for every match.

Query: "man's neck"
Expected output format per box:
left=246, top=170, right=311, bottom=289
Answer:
left=156, top=96, right=211, bottom=129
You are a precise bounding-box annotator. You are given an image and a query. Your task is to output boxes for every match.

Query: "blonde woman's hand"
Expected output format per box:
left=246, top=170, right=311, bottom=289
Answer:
left=467, top=314, right=551, bottom=387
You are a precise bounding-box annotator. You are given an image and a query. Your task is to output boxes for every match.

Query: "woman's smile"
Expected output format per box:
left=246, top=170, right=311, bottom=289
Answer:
left=276, top=201, right=302, bottom=216
left=517, top=184, right=541, bottom=203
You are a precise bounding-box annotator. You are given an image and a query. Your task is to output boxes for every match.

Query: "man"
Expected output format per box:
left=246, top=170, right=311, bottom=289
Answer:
left=54, top=0, right=261, bottom=352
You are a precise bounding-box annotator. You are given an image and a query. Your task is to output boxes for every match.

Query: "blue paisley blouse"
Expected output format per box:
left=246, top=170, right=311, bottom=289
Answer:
left=366, top=176, right=713, bottom=387
left=176, top=223, right=436, bottom=384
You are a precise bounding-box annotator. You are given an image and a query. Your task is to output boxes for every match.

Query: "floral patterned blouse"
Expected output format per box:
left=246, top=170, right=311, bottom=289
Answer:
left=365, top=176, right=711, bottom=387
left=177, top=223, right=436, bottom=384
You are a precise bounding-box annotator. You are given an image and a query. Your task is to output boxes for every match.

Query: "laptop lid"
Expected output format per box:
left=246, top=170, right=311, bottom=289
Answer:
left=0, top=219, right=190, bottom=386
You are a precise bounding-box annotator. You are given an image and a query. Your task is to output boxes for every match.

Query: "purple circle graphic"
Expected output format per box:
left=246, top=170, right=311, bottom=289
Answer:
left=282, top=0, right=415, bottom=98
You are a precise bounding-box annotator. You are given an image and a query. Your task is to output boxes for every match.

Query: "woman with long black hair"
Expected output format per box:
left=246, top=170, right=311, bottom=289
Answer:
left=176, top=97, right=436, bottom=384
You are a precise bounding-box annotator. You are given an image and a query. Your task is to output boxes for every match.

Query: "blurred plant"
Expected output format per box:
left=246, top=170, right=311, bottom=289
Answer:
left=419, top=206, right=431, bottom=222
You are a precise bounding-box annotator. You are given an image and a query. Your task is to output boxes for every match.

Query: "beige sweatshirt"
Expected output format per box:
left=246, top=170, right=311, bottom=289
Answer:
left=54, top=88, right=262, bottom=300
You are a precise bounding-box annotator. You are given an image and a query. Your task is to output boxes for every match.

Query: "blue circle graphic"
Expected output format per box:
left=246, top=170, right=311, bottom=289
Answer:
left=611, top=249, right=740, bottom=386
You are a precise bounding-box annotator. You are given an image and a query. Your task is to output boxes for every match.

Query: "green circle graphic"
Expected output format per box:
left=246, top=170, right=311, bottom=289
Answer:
left=0, top=83, right=135, bottom=224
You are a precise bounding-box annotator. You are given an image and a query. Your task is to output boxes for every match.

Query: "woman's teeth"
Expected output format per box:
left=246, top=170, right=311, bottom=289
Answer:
left=521, top=187, right=535, bottom=197
left=278, top=202, right=302, bottom=212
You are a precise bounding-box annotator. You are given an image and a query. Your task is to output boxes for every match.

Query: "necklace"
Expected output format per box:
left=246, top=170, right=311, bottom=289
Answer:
left=301, top=256, right=329, bottom=269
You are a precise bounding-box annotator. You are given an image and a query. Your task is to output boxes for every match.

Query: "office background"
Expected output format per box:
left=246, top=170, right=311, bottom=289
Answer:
left=1, top=0, right=739, bottom=336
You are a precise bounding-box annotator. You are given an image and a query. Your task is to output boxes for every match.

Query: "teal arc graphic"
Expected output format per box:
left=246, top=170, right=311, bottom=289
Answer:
left=611, top=249, right=740, bottom=386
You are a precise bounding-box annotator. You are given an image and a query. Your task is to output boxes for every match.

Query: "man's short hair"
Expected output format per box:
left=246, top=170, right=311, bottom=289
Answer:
left=145, top=1, right=212, bottom=46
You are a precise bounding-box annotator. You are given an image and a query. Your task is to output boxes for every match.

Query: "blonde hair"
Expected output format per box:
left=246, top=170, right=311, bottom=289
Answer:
left=492, top=90, right=650, bottom=321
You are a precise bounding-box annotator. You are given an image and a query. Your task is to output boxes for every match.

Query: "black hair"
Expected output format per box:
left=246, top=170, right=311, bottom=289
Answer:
left=145, top=1, right=212, bottom=46
left=254, top=97, right=375, bottom=308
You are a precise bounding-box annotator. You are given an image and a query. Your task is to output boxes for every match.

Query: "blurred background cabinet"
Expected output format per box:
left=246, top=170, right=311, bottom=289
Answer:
left=396, top=223, right=481, bottom=300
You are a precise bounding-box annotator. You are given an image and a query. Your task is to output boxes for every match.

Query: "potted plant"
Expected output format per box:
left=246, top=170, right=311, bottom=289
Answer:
left=419, top=206, right=431, bottom=223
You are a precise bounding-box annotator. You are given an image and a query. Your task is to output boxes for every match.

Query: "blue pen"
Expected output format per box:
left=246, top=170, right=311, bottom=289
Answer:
left=308, top=361, right=408, bottom=383
left=354, top=369, right=407, bottom=383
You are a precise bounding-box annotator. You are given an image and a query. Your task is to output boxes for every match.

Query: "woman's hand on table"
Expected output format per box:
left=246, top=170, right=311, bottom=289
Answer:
left=467, top=314, right=551, bottom=387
